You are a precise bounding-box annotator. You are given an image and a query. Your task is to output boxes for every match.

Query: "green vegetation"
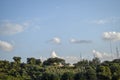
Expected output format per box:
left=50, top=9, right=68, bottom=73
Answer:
left=0, top=57, right=120, bottom=80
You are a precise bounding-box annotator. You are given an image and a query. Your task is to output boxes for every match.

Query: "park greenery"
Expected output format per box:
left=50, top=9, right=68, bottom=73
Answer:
left=0, top=56, right=120, bottom=80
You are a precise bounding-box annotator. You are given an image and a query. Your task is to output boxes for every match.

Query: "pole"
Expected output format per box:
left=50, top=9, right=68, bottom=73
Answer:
left=116, top=47, right=119, bottom=58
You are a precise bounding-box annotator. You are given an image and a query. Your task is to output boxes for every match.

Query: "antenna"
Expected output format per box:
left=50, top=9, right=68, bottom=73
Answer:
left=110, top=40, right=113, bottom=54
left=93, top=53, right=95, bottom=59
left=109, top=40, right=114, bottom=60
left=79, top=52, right=82, bottom=61
left=116, top=47, right=119, bottom=59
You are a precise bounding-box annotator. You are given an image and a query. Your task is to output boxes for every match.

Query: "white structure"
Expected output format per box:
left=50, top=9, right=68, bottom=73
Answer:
left=51, top=51, right=58, bottom=58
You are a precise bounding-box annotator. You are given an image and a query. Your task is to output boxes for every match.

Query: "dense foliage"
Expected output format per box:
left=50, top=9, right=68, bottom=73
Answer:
left=0, top=57, right=120, bottom=80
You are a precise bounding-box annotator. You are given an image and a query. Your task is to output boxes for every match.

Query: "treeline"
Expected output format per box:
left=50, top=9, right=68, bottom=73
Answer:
left=0, top=57, right=120, bottom=80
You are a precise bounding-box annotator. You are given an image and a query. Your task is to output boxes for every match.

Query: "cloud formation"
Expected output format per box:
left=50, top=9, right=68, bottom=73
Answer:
left=91, top=17, right=120, bottom=25
left=93, top=50, right=113, bottom=60
left=103, top=32, right=120, bottom=41
left=70, top=38, right=92, bottom=44
left=92, top=19, right=108, bottom=24
left=49, top=37, right=61, bottom=44
left=0, top=40, right=13, bottom=51
left=0, top=22, right=28, bottom=35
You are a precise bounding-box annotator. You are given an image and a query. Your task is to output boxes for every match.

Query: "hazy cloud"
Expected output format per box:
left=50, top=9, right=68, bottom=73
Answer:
left=91, top=17, right=120, bottom=25
left=92, top=19, right=108, bottom=24
left=93, top=50, right=113, bottom=60
left=0, top=40, right=13, bottom=51
left=103, top=32, right=120, bottom=41
left=70, top=38, right=92, bottom=44
left=93, top=50, right=103, bottom=58
left=49, top=37, right=61, bottom=44
left=0, top=22, right=28, bottom=35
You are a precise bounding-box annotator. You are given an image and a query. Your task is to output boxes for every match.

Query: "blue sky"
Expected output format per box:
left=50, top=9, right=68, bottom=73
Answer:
left=0, top=0, right=120, bottom=63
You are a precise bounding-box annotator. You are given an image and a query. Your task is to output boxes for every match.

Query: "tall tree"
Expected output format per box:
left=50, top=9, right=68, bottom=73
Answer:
left=110, top=63, right=120, bottom=80
left=90, top=57, right=101, bottom=67
left=43, top=57, right=65, bottom=66
left=85, top=66, right=97, bottom=80
left=13, top=57, right=21, bottom=64
left=41, top=72, right=60, bottom=80
left=74, top=72, right=86, bottom=80
left=35, top=59, right=42, bottom=65
left=97, top=65, right=111, bottom=80
left=61, top=72, right=74, bottom=80
left=27, top=57, right=36, bottom=65
left=74, top=59, right=89, bottom=67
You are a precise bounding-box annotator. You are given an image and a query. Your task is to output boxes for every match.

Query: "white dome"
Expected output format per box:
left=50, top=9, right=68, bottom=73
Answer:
left=51, top=51, right=58, bottom=58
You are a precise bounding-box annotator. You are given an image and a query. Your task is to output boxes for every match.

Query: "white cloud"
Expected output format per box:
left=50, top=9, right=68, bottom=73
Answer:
left=49, top=37, right=61, bottom=44
left=0, top=40, right=13, bottom=52
left=103, top=32, right=120, bottom=41
left=0, top=22, right=28, bottom=35
left=70, top=38, right=92, bottom=44
left=92, top=50, right=113, bottom=60
left=93, top=50, right=103, bottom=58
left=92, top=19, right=108, bottom=24
left=91, top=17, right=120, bottom=25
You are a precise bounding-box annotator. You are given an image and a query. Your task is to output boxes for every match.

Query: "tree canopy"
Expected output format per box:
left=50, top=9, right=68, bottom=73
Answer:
left=0, top=57, right=120, bottom=80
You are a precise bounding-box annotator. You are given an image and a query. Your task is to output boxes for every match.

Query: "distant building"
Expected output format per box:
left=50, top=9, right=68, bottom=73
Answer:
left=51, top=51, right=58, bottom=58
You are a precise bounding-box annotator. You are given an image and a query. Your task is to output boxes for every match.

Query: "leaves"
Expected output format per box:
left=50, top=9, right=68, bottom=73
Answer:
left=0, top=57, right=120, bottom=80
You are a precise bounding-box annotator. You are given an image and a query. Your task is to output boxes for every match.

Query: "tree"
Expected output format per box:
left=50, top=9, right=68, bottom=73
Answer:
left=112, top=59, right=120, bottom=63
left=35, top=59, right=42, bottom=65
left=74, top=72, right=86, bottom=80
left=101, top=61, right=111, bottom=66
left=8, top=68, right=20, bottom=77
left=61, top=72, right=74, bottom=80
left=50, top=73, right=60, bottom=80
left=41, top=72, right=60, bottom=80
left=110, top=63, right=120, bottom=80
left=27, top=57, right=36, bottom=65
left=43, top=57, right=65, bottom=66
left=74, top=59, right=89, bottom=67
left=97, top=65, right=111, bottom=80
left=85, top=66, right=97, bottom=80
left=13, top=57, right=21, bottom=64
left=0, top=60, right=10, bottom=72
left=90, top=57, right=100, bottom=67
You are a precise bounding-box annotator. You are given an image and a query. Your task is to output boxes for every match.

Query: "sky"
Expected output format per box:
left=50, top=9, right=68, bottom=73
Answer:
left=0, top=0, right=120, bottom=63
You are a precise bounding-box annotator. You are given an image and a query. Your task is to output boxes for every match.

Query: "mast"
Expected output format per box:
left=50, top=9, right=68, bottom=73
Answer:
left=79, top=52, right=82, bottom=61
left=116, top=47, right=119, bottom=58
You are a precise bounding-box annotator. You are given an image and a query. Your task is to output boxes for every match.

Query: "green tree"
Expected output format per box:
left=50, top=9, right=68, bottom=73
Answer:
left=27, top=57, right=36, bottom=65
left=74, top=72, right=86, bottom=80
left=50, top=73, right=60, bottom=80
left=0, top=60, right=10, bottom=72
left=110, top=63, right=120, bottom=80
left=61, top=72, right=74, bottom=80
left=74, top=59, right=89, bottom=67
left=85, top=66, right=97, bottom=80
left=35, top=59, right=42, bottom=65
left=112, top=59, right=120, bottom=63
left=97, top=65, right=111, bottom=80
left=90, top=57, right=101, bottom=67
left=43, top=57, right=65, bottom=66
left=41, top=72, right=60, bottom=80
left=13, top=57, right=21, bottom=64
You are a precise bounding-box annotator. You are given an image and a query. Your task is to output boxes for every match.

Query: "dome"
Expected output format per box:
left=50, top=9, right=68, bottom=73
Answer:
left=51, top=51, right=58, bottom=58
